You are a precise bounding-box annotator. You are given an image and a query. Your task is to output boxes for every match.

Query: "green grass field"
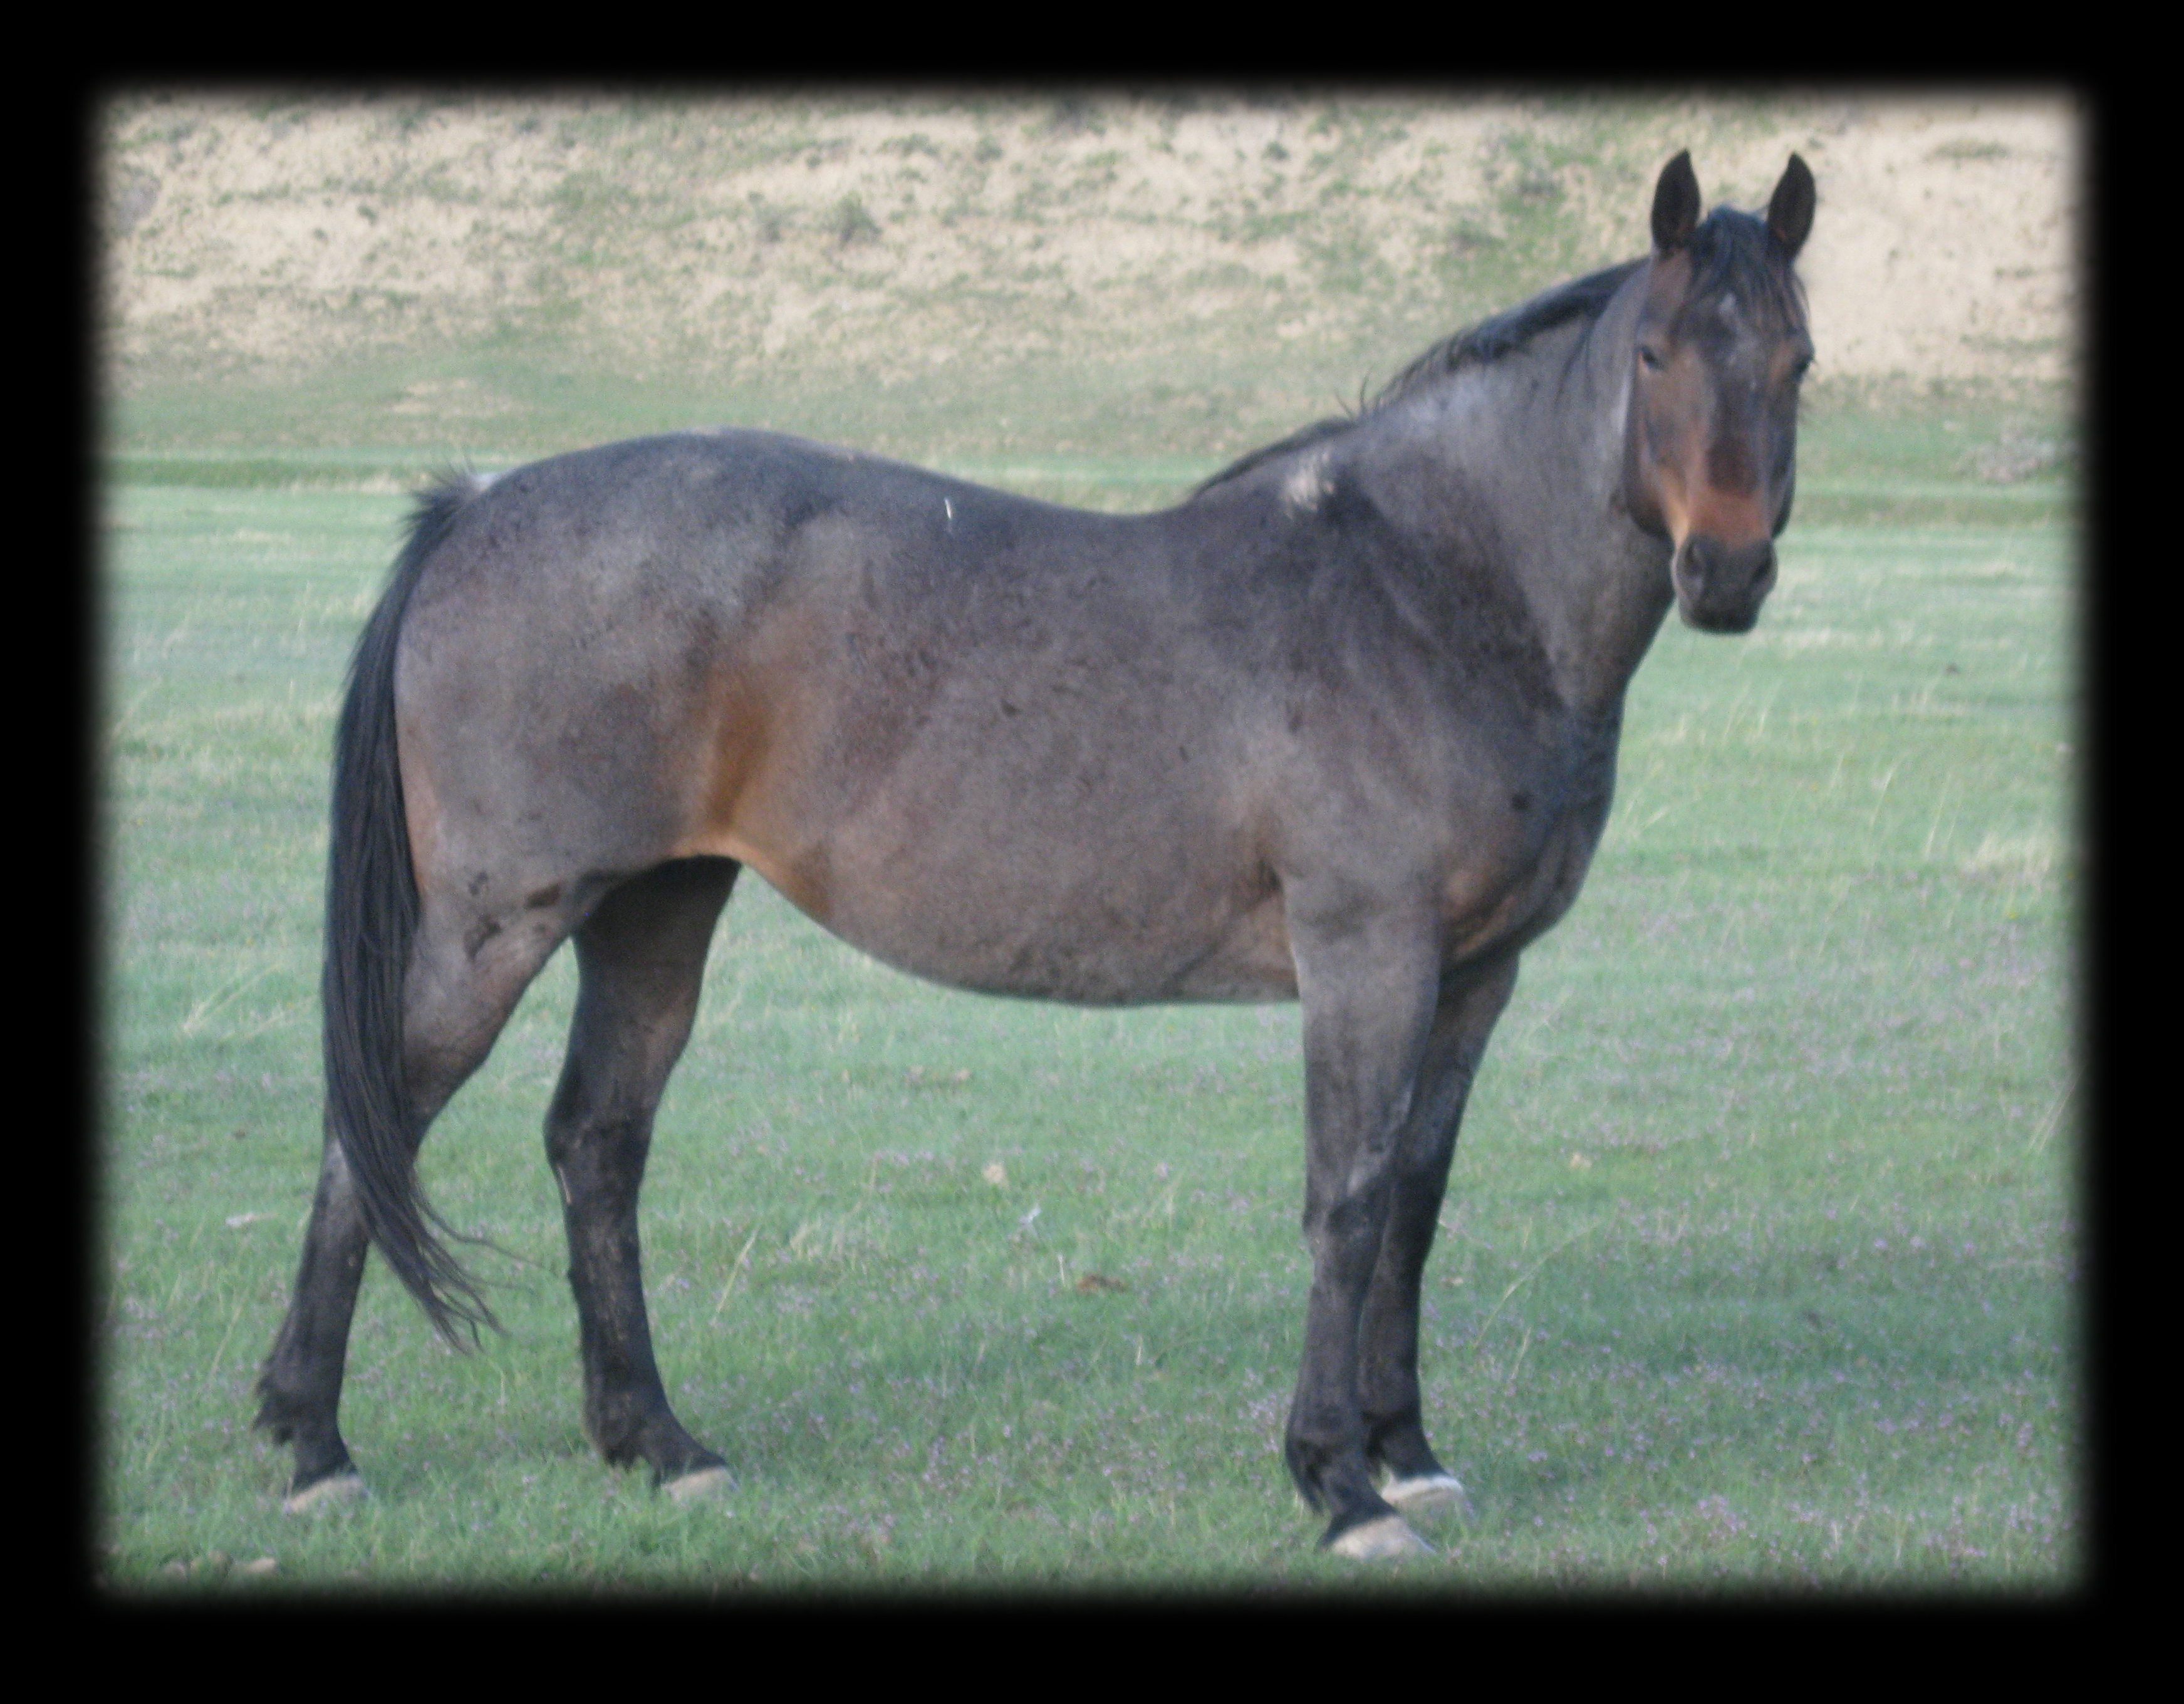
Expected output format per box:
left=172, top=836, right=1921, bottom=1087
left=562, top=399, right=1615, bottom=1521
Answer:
left=98, top=398, right=2077, bottom=1595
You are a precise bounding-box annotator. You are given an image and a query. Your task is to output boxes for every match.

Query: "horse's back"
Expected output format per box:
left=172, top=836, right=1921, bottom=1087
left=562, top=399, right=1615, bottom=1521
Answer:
left=393, top=431, right=1300, bottom=1002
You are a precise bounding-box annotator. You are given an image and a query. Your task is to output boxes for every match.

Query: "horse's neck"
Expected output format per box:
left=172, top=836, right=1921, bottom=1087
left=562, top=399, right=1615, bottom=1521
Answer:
left=1420, top=298, right=1673, bottom=727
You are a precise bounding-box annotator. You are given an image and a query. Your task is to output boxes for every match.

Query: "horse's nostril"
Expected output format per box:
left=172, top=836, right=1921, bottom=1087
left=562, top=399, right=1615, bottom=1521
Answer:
left=1743, top=543, right=1777, bottom=596
left=1677, top=537, right=1722, bottom=596
left=1683, top=538, right=1772, bottom=591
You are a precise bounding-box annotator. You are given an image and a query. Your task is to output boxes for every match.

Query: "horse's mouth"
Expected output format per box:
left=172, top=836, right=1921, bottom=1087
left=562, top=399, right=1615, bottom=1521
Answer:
left=1675, top=588, right=1768, bottom=633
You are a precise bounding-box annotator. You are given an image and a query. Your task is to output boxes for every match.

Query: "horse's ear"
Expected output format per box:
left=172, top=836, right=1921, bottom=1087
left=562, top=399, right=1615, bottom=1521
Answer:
left=1651, top=151, right=1700, bottom=253
left=1768, top=154, right=1815, bottom=259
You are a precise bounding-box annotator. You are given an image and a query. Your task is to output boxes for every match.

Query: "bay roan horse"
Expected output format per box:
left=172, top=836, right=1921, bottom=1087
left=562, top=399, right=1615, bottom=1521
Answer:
left=257, top=152, right=1815, bottom=1558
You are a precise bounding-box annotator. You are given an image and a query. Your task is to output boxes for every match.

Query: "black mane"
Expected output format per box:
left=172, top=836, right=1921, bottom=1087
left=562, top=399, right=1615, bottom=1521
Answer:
left=1193, top=204, right=1801, bottom=498
left=1369, top=257, right=1643, bottom=412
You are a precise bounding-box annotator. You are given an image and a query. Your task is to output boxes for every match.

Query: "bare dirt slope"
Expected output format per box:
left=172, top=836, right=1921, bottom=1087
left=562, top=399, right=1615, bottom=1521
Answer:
left=101, top=91, right=2076, bottom=415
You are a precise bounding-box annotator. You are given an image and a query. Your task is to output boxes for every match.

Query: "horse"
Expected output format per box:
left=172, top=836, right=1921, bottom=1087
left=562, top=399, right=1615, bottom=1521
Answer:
left=255, top=151, right=1816, bottom=1559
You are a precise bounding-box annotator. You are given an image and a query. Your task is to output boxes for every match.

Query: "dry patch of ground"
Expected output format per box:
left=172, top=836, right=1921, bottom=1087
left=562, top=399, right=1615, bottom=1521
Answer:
left=101, top=91, right=2076, bottom=403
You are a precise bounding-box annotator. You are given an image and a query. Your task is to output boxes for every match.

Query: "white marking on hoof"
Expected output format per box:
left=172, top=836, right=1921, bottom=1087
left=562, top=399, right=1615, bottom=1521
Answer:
left=282, top=1471, right=366, bottom=1516
left=664, top=1465, right=734, bottom=1505
left=1383, top=1472, right=1470, bottom=1517
left=1328, top=1514, right=1433, bottom=1561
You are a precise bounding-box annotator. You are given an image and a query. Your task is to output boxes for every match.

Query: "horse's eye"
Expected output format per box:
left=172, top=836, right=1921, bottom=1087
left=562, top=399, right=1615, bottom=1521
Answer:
left=1638, top=345, right=1665, bottom=374
left=1790, top=353, right=1813, bottom=381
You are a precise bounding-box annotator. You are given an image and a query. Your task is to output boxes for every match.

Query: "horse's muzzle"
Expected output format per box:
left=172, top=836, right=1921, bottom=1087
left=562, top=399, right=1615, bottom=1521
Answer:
left=1672, top=535, right=1776, bottom=633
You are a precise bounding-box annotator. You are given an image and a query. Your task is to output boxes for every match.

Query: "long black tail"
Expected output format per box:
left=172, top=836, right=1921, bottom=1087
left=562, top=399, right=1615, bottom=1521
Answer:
left=321, top=474, right=495, bottom=1345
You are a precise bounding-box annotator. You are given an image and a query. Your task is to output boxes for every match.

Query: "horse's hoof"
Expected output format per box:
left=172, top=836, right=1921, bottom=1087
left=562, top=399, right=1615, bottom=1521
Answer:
left=1383, top=1472, right=1471, bottom=1518
left=282, top=1470, right=366, bottom=1516
left=1327, top=1513, right=1433, bottom=1561
left=663, top=1465, right=734, bottom=1505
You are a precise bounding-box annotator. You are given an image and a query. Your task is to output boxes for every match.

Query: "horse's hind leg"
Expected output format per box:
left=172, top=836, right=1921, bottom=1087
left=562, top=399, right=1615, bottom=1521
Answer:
left=256, top=916, right=567, bottom=1510
left=1357, top=954, right=1519, bottom=1517
left=544, top=856, right=739, bottom=1496
left=253, top=1133, right=374, bottom=1510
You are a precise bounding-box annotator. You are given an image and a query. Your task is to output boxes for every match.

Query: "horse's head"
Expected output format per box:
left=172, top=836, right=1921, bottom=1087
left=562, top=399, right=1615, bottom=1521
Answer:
left=1624, top=152, right=1814, bottom=634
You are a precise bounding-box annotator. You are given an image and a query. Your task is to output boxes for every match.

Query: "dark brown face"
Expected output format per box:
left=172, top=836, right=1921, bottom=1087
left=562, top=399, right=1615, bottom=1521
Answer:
left=1624, top=153, right=1816, bottom=635
left=1625, top=257, right=1812, bottom=632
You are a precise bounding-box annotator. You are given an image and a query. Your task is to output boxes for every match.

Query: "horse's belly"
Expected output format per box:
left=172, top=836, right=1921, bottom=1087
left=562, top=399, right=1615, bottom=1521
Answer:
left=668, top=631, right=1301, bottom=1001
left=838, top=893, right=1300, bottom=1006
left=706, top=803, right=1296, bottom=1006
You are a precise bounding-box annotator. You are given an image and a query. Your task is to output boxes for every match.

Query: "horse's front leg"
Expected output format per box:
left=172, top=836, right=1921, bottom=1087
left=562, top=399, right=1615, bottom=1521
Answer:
left=1284, top=901, right=1443, bottom=1557
left=1359, top=952, right=1521, bottom=1515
